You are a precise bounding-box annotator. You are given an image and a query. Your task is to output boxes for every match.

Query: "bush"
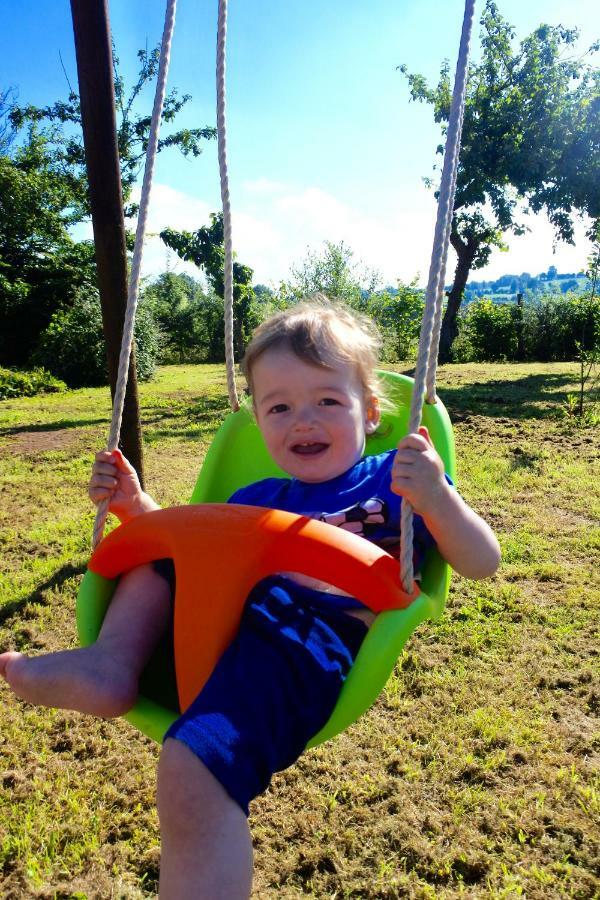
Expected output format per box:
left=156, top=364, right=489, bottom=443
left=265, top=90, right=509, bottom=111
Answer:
left=0, top=366, right=66, bottom=400
left=365, top=284, right=425, bottom=362
left=33, top=290, right=160, bottom=387
left=522, top=294, right=600, bottom=361
left=455, top=298, right=518, bottom=362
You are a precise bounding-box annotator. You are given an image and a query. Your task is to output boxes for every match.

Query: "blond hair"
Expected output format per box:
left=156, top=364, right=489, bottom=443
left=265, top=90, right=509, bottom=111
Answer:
left=241, top=295, right=382, bottom=401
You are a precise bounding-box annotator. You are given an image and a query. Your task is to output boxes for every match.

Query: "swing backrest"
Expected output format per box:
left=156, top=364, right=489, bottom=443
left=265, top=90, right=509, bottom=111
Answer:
left=190, top=370, right=456, bottom=746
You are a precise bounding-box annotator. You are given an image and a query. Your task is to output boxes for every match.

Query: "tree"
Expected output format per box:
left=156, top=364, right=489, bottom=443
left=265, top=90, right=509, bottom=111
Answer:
left=0, top=88, right=17, bottom=155
left=9, top=45, right=216, bottom=219
left=0, top=130, right=97, bottom=366
left=144, top=271, right=222, bottom=363
left=364, top=281, right=425, bottom=361
left=161, top=213, right=257, bottom=358
left=400, top=1, right=600, bottom=360
left=0, top=44, right=216, bottom=369
left=282, top=240, right=380, bottom=308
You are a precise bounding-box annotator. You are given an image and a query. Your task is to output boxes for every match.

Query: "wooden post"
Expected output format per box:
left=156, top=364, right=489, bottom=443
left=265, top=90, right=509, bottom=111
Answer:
left=516, top=291, right=524, bottom=361
left=69, top=0, right=145, bottom=485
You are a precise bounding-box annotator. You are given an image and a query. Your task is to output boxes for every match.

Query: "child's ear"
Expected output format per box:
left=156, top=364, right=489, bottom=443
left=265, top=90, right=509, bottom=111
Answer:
left=365, top=396, right=381, bottom=434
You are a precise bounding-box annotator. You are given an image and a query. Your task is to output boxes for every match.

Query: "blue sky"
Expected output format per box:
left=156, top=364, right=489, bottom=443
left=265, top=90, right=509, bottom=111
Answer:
left=2, top=0, right=598, bottom=288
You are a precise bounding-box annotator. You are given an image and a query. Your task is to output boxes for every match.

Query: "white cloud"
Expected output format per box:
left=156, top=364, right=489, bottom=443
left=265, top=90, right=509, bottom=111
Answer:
left=74, top=180, right=595, bottom=289
left=235, top=182, right=439, bottom=287
left=472, top=217, right=593, bottom=281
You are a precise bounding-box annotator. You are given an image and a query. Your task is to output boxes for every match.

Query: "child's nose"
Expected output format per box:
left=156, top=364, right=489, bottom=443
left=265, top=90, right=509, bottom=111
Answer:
left=293, top=406, right=317, bottom=429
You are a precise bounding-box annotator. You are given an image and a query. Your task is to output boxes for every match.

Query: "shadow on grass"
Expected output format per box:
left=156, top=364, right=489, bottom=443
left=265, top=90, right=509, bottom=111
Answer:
left=189, top=395, right=232, bottom=419
left=0, top=418, right=108, bottom=437
left=437, top=373, right=577, bottom=421
left=0, top=562, right=86, bottom=626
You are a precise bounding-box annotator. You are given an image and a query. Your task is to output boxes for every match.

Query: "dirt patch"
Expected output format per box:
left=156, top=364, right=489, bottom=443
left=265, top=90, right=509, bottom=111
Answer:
left=4, top=428, right=88, bottom=455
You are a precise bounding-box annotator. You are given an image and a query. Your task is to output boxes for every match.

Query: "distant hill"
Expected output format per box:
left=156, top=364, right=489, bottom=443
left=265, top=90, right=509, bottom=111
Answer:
left=460, top=267, right=591, bottom=304
left=378, top=267, right=591, bottom=304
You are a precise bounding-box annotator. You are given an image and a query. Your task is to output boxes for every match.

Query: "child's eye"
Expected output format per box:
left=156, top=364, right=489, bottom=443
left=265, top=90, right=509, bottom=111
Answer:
left=319, top=397, right=340, bottom=406
left=269, top=403, right=289, bottom=414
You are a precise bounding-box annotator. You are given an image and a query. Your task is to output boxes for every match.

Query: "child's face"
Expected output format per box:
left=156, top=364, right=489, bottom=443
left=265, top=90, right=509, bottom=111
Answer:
left=251, top=347, right=380, bottom=483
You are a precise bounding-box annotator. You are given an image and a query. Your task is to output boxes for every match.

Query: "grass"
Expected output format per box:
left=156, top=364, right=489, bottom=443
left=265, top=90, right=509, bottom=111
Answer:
left=1, top=361, right=599, bottom=898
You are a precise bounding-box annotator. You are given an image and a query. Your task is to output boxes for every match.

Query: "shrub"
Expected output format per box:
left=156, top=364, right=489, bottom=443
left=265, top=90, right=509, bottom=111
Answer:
left=365, top=284, right=425, bottom=362
left=458, top=298, right=518, bottom=361
left=0, top=366, right=67, bottom=400
left=33, top=290, right=160, bottom=387
left=522, top=294, right=600, bottom=361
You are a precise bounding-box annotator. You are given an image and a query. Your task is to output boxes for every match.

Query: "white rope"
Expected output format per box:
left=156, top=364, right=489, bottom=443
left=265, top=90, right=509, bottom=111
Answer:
left=425, top=100, right=466, bottom=404
left=93, top=0, right=177, bottom=549
left=399, top=0, right=475, bottom=591
left=217, top=0, right=240, bottom=412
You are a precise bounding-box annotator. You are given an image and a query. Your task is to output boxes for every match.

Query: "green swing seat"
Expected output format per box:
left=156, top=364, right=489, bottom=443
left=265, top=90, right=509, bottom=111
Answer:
left=77, top=370, right=455, bottom=745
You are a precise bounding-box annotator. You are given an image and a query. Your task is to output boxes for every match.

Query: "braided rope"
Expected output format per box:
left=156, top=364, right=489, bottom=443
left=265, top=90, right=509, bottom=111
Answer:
left=217, top=0, right=240, bottom=412
left=425, top=99, right=467, bottom=404
left=93, top=0, right=177, bottom=549
left=399, top=0, right=475, bottom=591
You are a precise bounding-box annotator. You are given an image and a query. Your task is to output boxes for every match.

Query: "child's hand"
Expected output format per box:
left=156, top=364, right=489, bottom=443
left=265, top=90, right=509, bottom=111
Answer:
left=88, top=450, right=146, bottom=522
left=391, top=426, right=448, bottom=515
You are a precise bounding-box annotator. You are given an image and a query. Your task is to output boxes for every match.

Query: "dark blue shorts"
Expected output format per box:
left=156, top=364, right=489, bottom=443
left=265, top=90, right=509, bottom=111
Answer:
left=164, top=575, right=368, bottom=815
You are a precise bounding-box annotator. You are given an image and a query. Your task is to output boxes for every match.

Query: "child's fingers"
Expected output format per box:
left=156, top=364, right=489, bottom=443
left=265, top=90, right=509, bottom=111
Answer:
left=417, top=425, right=433, bottom=446
left=392, top=463, right=415, bottom=480
left=393, top=446, right=423, bottom=467
left=92, top=461, right=118, bottom=478
left=94, top=450, right=115, bottom=465
left=91, top=473, right=118, bottom=490
left=390, top=475, right=412, bottom=496
left=110, top=449, right=137, bottom=475
left=88, top=484, right=112, bottom=503
left=94, top=449, right=136, bottom=475
left=397, top=432, right=430, bottom=453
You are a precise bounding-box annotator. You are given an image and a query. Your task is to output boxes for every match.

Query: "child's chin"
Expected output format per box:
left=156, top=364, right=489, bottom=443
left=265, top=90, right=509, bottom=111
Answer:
left=290, top=459, right=346, bottom=483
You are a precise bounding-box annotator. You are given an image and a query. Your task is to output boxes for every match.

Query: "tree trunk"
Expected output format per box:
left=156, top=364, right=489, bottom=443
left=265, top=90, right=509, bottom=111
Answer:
left=70, top=0, right=145, bottom=485
left=438, top=229, right=479, bottom=364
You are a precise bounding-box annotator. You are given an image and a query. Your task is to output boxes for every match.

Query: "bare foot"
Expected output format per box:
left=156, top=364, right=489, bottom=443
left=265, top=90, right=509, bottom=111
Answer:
left=0, top=646, right=138, bottom=717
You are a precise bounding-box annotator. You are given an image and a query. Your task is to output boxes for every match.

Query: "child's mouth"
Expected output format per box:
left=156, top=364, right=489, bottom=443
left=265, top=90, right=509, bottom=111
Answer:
left=291, top=442, right=329, bottom=456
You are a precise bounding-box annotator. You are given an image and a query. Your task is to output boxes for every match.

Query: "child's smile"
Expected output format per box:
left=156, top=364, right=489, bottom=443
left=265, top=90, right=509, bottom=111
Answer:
left=251, top=347, right=380, bottom=483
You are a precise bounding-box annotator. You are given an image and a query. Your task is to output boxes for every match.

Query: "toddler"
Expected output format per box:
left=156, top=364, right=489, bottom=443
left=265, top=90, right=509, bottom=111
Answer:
left=1, top=300, right=500, bottom=898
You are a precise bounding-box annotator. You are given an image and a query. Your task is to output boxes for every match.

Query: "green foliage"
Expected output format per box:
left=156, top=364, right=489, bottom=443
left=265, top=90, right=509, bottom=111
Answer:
left=400, top=0, right=600, bottom=359
left=281, top=240, right=380, bottom=307
left=0, top=366, right=66, bottom=400
left=9, top=45, right=216, bottom=219
left=523, top=294, right=600, bottom=362
left=456, top=299, right=519, bottom=362
left=144, top=272, right=228, bottom=363
left=33, top=291, right=160, bottom=387
left=564, top=245, right=600, bottom=424
left=364, top=282, right=425, bottom=361
left=454, top=293, right=600, bottom=363
left=161, top=214, right=258, bottom=357
left=0, top=134, right=97, bottom=367
left=1, top=45, right=215, bottom=372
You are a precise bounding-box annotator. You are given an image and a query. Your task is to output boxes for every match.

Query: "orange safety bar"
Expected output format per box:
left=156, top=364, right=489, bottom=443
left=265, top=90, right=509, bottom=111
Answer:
left=89, top=504, right=419, bottom=713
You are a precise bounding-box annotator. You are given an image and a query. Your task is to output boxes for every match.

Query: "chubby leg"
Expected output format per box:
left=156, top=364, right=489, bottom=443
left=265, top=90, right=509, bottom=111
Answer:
left=0, top=564, right=171, bottom=717
left=157, top=738, right=253, bottom=899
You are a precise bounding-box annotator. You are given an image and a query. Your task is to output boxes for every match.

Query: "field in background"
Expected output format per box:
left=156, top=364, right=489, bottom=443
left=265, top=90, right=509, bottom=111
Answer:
left=0, top=362, right=598, bottom=898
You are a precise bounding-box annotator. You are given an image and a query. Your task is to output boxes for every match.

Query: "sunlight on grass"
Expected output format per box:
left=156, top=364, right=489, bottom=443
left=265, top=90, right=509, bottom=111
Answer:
left=1, top=362, right=599, bottom=898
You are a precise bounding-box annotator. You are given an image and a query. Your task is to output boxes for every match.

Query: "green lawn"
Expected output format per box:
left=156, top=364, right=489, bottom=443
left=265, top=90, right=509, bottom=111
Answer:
left=1, top=362, right=598, bottom=898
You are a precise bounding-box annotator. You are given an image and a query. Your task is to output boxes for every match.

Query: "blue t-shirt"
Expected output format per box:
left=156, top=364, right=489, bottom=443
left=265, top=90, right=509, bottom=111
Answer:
left=228, top=448, right=437, bottom=573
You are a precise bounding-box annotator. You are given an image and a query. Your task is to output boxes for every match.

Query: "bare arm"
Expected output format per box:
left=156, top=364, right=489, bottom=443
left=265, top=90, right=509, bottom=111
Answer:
left=392, top=428, right=500, bottom=580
